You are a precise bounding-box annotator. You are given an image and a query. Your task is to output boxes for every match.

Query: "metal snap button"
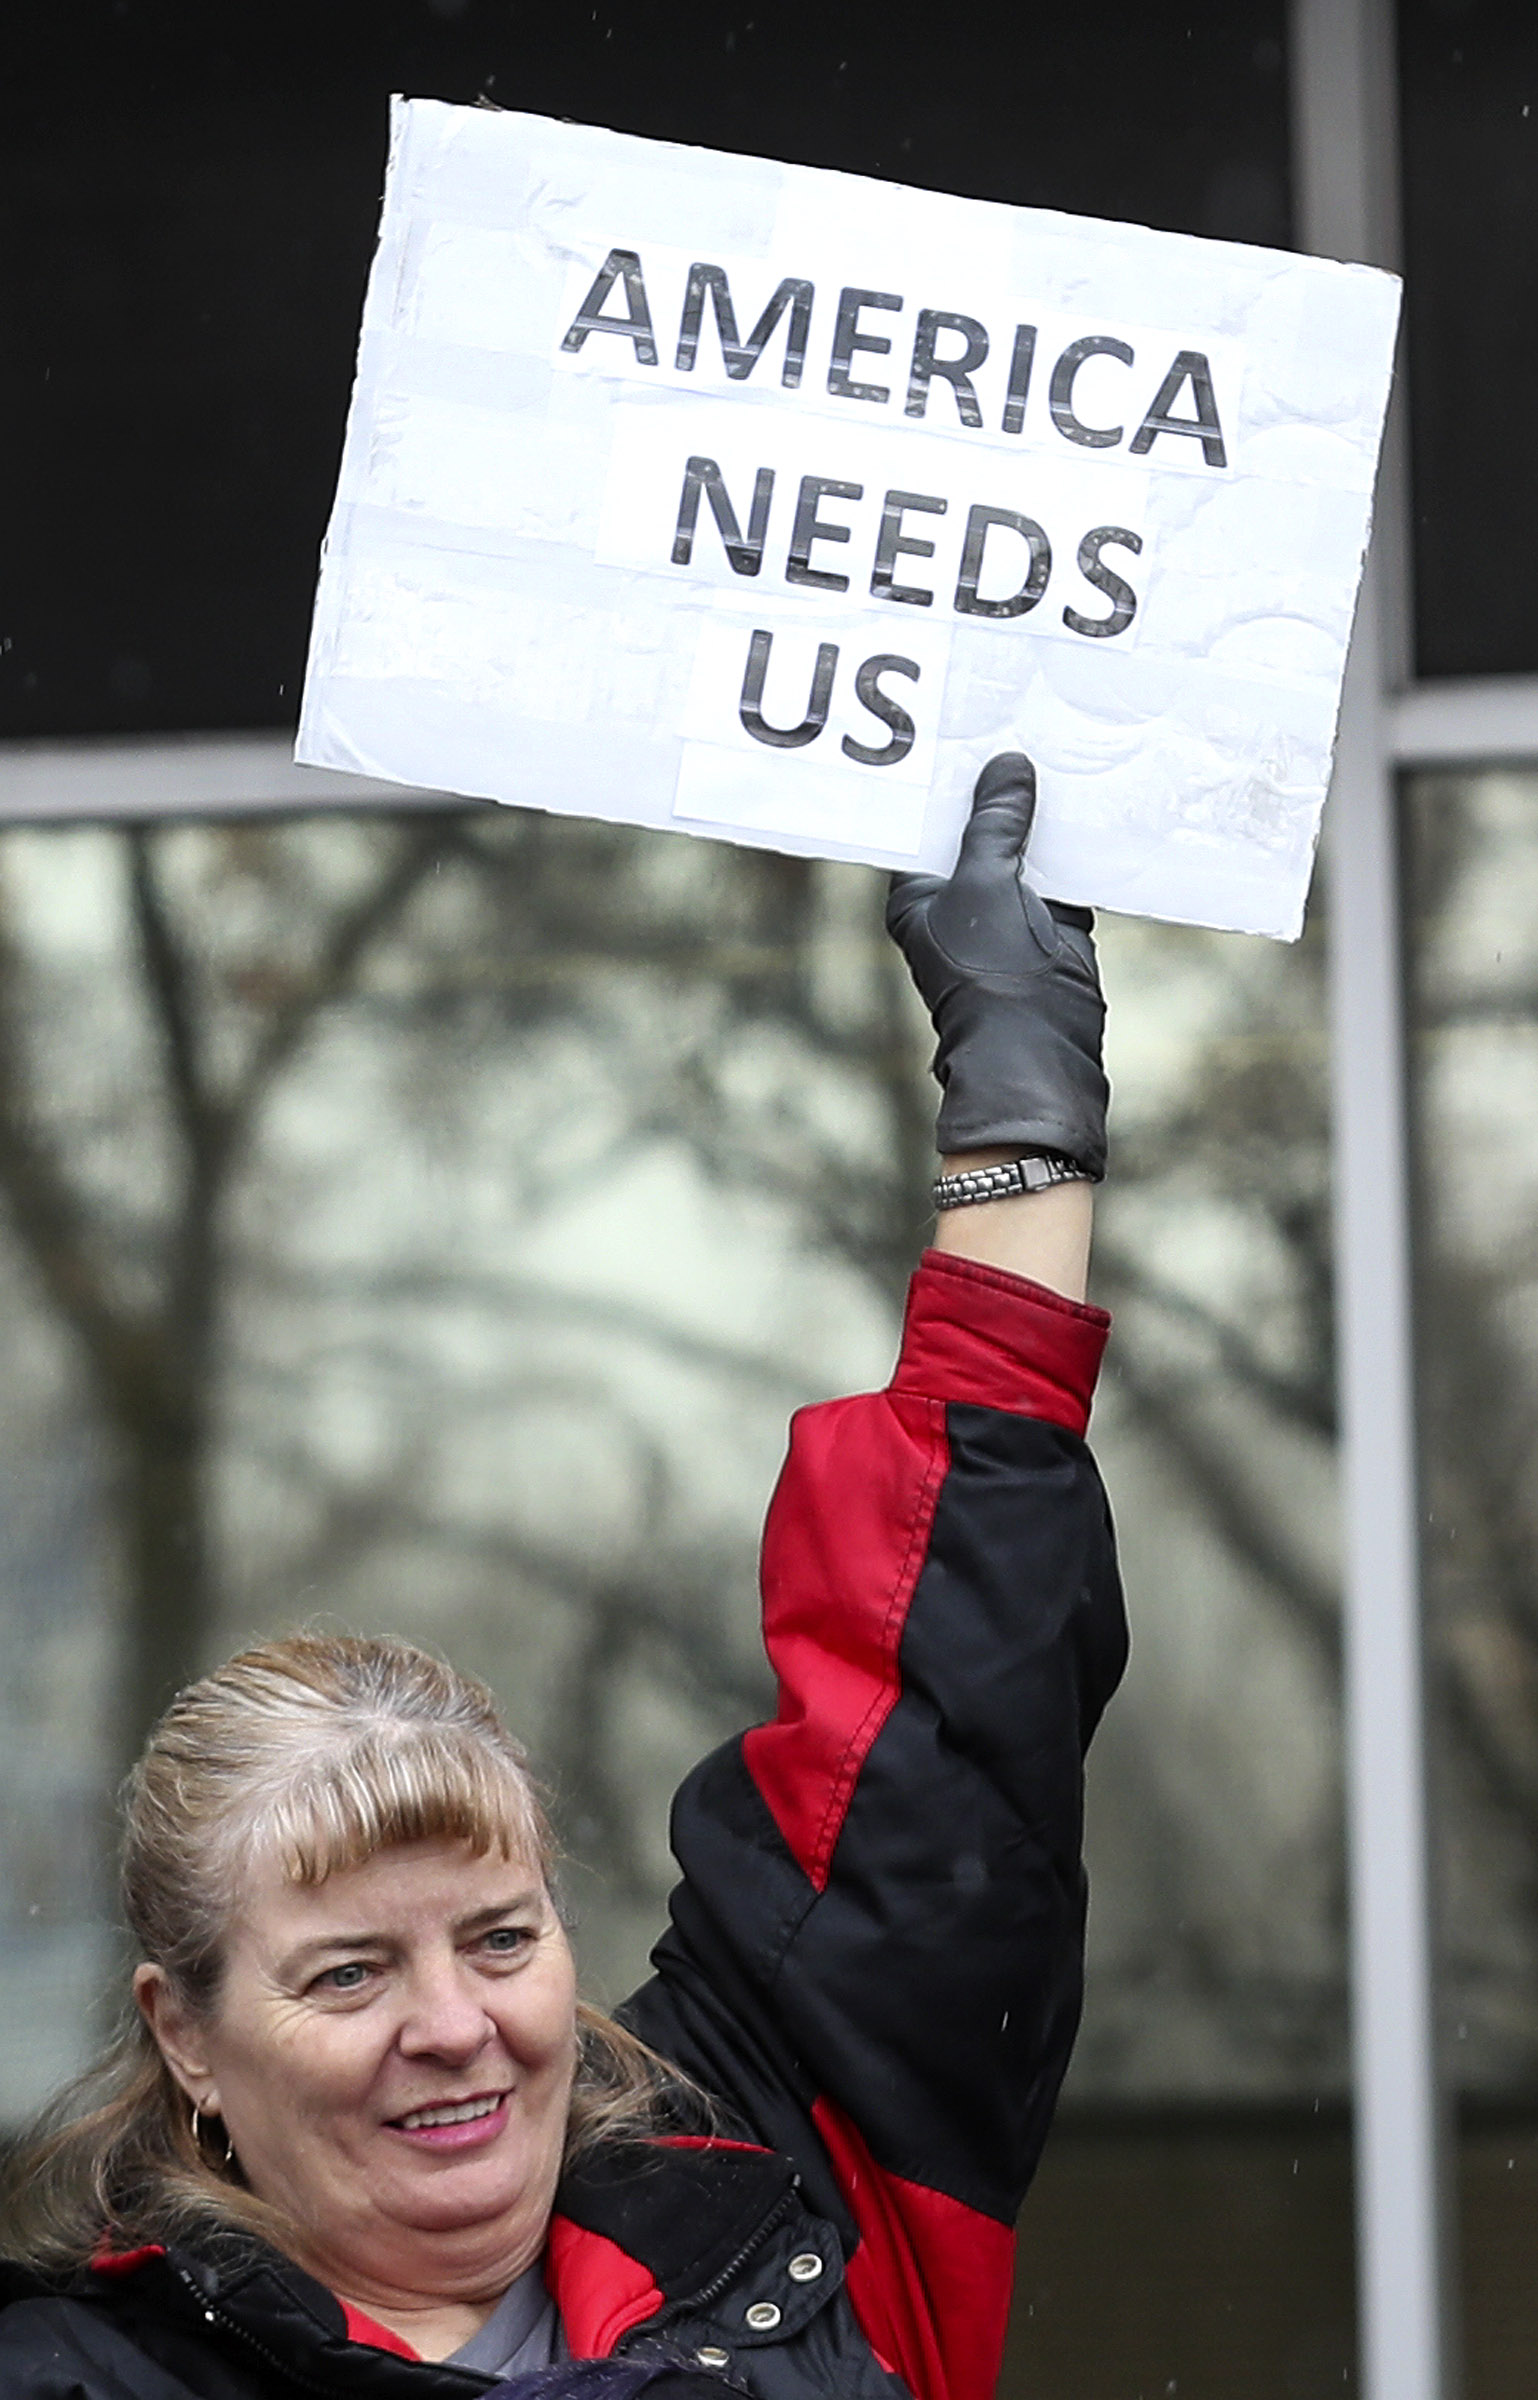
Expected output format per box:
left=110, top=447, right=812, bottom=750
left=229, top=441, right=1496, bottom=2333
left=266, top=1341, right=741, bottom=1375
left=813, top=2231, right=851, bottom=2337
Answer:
left=696, top=2347, right=732, bottom=2370
left=744, top=2301, right=783, bottom=2330
left=787, top=2252, right=825, bottom=2283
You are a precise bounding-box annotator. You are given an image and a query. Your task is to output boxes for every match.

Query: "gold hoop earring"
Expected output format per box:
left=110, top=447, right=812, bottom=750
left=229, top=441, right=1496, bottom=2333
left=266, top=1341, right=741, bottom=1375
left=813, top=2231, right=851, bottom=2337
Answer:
left=190, top=2101, right=234, bottom=2169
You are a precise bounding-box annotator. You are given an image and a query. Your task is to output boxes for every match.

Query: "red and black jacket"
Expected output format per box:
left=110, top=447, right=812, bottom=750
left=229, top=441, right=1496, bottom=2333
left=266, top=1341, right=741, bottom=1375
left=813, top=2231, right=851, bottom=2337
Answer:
left=0, top=1251, right=1126, bottom=2400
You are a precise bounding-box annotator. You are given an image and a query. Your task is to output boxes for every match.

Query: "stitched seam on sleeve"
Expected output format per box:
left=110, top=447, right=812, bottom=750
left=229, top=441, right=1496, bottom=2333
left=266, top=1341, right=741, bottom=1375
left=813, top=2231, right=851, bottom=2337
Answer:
left=806, top=1396, right=949, bottom=1888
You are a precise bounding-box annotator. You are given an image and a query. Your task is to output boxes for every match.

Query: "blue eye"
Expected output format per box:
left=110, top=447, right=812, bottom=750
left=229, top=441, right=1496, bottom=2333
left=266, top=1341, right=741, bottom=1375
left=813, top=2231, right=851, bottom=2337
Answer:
left=482, top=1925, right=532, bottom=1954
left=321, top=1961, right=371, bottom=1990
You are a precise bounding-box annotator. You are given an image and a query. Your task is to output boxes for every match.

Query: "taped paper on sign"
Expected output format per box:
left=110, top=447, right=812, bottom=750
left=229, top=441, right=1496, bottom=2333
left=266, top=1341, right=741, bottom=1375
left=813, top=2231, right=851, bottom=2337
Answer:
left=296, top=98, right=1401, bottom=937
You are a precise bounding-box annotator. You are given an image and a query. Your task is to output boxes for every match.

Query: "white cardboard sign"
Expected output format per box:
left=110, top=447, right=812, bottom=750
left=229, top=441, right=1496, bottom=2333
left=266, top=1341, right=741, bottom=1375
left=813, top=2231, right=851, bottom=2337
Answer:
left=296, top=99, right=1401, bottom=937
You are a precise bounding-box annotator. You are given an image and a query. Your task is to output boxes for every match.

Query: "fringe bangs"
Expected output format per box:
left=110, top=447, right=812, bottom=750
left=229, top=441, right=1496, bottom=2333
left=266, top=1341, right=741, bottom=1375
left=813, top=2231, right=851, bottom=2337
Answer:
left=248, top=1725, right=545, bottom=1888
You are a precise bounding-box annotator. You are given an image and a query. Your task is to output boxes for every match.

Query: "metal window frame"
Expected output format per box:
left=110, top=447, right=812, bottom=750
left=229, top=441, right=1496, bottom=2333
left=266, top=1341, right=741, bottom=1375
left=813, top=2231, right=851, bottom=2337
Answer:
left=0, top=10, right=1522, bottom=2394
left=1293, top=3, right=1489, bottom=2396
left=0, top=732, right=453, bottom=821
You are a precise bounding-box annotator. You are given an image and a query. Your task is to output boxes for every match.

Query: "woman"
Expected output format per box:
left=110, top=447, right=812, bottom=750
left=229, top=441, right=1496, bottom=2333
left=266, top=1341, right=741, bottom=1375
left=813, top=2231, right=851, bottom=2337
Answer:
left=0, top=757, right=1126, bottom=2400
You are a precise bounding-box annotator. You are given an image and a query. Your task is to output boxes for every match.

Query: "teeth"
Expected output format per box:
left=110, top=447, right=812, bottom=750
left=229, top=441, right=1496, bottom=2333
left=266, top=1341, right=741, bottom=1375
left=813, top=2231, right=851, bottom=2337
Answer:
left=397, top=2095, right=503, bottom=2131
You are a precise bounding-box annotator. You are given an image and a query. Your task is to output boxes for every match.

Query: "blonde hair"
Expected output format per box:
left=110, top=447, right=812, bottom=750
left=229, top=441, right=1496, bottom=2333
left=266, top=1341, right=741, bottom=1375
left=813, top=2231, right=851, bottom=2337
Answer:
left=0, top=1633, right=693, bottom=2272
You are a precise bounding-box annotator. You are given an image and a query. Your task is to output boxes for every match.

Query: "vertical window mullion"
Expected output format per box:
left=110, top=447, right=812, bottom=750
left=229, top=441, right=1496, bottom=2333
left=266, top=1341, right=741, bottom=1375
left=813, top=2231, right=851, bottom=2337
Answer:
left=1290, top=3, right=1454, bottom=2397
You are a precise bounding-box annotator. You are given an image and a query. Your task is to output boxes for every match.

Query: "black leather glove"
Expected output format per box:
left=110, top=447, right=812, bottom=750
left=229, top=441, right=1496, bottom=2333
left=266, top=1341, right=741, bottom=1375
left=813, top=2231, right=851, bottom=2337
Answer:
left=886, top=753, right=1109, bottom=1176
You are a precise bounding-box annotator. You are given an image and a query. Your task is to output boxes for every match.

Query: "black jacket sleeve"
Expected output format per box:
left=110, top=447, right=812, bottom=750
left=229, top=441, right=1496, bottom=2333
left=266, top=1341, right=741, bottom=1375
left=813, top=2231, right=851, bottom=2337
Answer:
left=623, top=1250, right=1127, bottom=2400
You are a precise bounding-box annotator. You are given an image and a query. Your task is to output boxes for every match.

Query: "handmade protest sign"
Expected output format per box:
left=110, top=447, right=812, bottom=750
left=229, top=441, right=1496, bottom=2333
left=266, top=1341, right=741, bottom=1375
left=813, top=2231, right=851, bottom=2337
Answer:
left=296, top=100, right=1400, bottom=936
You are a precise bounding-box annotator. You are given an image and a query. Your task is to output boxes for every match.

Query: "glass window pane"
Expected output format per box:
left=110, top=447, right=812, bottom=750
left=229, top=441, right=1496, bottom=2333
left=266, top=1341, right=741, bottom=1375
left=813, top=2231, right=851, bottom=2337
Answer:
left=3, top=5, right=1289, bottom=737
left=0, top=811, right=1348, bottom=2394
left=1406, top=765, right=1538, bottom=2397
left=0, top=810, right=908, bottom=2024
left=1013, top=903, right=1353, bottom=2398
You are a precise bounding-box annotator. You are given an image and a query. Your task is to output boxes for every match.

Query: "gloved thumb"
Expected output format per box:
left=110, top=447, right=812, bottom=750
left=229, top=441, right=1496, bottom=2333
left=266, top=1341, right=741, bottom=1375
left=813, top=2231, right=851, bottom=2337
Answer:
left=951, top=753, right=1038, bottom=883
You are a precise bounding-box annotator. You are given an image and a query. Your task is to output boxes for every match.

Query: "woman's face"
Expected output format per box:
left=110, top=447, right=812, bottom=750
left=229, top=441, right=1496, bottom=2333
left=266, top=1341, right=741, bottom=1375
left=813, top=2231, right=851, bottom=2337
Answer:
left=139, top=1836, right=578, bottom=2307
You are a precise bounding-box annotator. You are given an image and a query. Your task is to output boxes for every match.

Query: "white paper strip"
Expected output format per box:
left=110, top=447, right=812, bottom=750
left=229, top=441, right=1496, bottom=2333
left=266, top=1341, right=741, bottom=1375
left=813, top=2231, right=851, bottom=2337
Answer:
left=297, top=99, right=1401, bottom=936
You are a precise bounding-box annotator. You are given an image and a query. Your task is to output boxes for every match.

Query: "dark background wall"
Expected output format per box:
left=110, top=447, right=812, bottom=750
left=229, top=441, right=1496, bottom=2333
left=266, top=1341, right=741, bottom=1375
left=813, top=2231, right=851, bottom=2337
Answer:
left=1012, top=2104, right=1538, bottom=2400
left=9, top=7, right=1538, bottom=710
left=1399, top=0, right=1538, bottom=678
left=1, top=0, right=1291, bottom=740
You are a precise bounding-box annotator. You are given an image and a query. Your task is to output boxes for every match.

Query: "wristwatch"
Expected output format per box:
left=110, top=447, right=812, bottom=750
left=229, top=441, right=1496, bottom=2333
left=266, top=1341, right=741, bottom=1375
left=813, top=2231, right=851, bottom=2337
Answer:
left=931, top=1153, right=1092, bottom=1210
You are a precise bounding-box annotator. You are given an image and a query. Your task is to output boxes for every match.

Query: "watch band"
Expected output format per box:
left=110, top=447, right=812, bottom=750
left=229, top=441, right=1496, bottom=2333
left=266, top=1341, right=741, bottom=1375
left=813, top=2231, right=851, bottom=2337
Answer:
left=931, top=1153, right=1092, bottom=1210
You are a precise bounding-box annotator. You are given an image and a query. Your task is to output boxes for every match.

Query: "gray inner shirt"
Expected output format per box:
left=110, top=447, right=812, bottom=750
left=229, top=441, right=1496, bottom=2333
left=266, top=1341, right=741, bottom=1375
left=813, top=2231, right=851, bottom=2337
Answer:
left=446, top=2260, right=565, bottom=2379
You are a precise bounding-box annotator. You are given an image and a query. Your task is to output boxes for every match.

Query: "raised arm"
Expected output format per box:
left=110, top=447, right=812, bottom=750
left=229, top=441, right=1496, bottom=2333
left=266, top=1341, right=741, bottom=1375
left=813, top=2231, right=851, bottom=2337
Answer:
left=623, top=758, right=1123, bottom=2400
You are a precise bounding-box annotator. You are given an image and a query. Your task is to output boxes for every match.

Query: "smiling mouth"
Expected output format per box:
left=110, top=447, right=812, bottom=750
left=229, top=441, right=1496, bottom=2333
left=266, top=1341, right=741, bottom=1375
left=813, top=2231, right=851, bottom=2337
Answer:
left=392, top=2093, right=508, bottom=2132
